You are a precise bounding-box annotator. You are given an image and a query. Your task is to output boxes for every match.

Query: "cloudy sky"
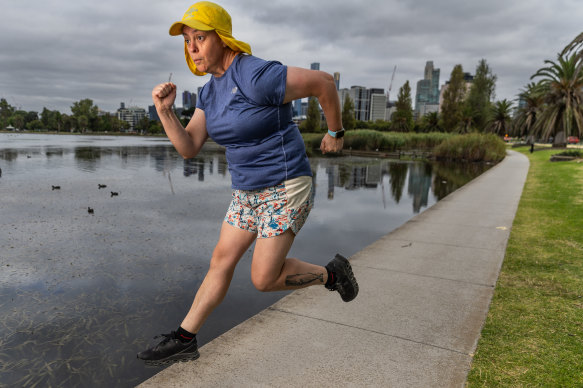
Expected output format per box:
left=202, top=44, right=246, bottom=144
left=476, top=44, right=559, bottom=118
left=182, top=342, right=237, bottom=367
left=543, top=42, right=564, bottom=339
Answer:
left=1, top=0, right=581, bottom=115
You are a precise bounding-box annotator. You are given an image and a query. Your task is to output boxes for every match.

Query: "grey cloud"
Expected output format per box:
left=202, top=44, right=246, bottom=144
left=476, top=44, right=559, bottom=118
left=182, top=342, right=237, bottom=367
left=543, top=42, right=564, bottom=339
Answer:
left=1, top=0, right=582, bottom=114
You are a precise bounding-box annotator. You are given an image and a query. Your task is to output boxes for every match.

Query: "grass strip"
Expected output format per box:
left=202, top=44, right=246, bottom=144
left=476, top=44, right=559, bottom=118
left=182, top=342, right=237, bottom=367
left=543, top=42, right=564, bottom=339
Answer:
left=467, top=148, right=583, bottom=387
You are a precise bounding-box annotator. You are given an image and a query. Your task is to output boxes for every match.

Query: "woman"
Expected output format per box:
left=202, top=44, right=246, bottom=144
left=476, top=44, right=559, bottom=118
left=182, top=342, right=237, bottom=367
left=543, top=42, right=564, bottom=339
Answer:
left=138, top=1, right=358, bottom=366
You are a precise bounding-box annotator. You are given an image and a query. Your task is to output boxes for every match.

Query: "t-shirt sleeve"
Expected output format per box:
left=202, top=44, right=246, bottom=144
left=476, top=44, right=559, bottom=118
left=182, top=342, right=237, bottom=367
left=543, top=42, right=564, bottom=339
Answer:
left=237, top=56, right=287, bottom=106
left=195, top=85, right=207, bottom=111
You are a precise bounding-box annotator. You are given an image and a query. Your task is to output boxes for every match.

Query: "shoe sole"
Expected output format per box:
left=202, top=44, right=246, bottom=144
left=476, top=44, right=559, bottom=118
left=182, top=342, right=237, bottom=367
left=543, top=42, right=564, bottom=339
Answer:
left=335, top=254, right=359, bottom=302
left=143, top=350, right=200, bottom=367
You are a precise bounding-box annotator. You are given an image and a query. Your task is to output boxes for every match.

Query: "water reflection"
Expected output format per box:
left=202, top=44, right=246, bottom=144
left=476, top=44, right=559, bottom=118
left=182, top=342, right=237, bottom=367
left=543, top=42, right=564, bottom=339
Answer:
left=0, top=134, right=491, bottom=387
left=314, top=158, right=480, bottom=213
left=1, top=139, right=481, bottom=214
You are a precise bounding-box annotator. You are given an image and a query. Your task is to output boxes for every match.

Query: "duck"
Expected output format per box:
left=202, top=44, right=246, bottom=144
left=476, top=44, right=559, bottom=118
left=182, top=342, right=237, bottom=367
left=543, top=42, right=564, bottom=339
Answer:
left=110, top=191, right=119, bottom=197
left=52, top=185, right=61, bottom=190
left=88, top=207, right=94, bottom=214
left=98, top=184, right=107, bottom=189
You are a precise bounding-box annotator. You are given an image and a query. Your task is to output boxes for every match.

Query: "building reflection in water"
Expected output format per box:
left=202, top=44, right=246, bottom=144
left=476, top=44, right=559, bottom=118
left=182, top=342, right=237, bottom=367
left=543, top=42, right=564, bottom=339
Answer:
left=1, top=141, right=488, bottom=214
left=318, top=157, right=484, bottom=214
left=65, top=145, right=441, bottom=214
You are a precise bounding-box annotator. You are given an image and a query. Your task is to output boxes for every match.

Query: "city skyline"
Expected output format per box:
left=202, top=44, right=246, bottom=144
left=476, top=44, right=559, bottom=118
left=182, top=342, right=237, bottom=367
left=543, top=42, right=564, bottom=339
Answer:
left=1, top=0, right=582, bottom=114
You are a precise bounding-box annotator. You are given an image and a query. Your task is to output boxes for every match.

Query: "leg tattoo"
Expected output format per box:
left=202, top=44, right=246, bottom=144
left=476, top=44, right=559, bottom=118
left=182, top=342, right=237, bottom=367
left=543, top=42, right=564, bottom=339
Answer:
left=285, top=272, right=324, bottom=287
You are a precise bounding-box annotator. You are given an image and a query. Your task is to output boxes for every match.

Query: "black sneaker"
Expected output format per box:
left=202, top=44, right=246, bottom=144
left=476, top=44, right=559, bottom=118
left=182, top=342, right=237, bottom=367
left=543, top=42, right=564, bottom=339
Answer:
left=325, top=254, right=359, bottom=302
left=137, top=331, right=200, bottom=366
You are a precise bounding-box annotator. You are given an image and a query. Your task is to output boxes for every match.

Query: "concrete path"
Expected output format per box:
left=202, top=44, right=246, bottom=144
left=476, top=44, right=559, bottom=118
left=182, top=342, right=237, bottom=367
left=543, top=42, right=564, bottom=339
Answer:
left=138, top=150, right=529, bottom=388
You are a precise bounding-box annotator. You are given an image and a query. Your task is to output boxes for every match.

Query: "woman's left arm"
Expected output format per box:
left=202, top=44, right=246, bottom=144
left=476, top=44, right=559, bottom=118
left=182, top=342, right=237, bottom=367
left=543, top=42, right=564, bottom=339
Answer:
left=284, top=67, right=343, bottom=154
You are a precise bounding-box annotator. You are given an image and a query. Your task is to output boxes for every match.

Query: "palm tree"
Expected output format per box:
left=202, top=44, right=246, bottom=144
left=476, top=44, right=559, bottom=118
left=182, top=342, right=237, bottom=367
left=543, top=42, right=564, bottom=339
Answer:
left=561, top=31, right=583, bottom=61
left=420, top=111, right=441, bottom=132
left=530, top=50, right=583, bottom=143
left=457, top=104, right=475, bottom=134
left=486, top=99, right=514, bottom=136
left=513, top=82, right=545, bottom=138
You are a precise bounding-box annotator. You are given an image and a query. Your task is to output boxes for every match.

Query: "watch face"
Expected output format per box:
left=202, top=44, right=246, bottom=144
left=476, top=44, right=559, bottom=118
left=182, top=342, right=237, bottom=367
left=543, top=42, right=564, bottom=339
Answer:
left=336, top=130, right=345, bottom=138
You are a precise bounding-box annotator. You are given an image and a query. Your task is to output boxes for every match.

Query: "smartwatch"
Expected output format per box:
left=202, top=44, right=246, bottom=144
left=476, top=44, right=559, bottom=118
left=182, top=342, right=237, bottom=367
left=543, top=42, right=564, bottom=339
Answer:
left=327, top=128, right=345, bottom=139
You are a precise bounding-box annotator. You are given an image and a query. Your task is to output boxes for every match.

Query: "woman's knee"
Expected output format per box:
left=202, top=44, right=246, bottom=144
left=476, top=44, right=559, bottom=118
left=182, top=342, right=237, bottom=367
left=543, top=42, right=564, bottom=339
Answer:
left=209, top=249, right=240, bottom=273
left=250, top=271, right=278, bottom=292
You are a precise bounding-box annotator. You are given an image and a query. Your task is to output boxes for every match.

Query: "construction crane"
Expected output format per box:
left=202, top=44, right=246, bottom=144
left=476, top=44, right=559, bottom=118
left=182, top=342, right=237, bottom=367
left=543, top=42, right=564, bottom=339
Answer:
left=387, top=65, right=397, bottom=102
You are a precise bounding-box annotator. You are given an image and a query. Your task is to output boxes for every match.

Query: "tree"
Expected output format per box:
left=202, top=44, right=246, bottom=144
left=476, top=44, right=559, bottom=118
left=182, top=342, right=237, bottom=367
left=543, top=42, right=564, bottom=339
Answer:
left=26, top=119, right=43, bottom=131
left=342, top=94, right=355, bottom=130
left=41, top=107, right=51, bottom=128
left=420, top=111, right=441, bottom=132
left=560, top=31, right=583, bottom=64
left=389, top=163, right=408, bottom=203
left=148, top=120, right=164, bottom=135
left=53, top=111, right=63, bottom=132
left=11, top=112, right=25, bottom=130
left=464, top=59, right=497, bottom=131
left=391, top=81, right=414, bottom=132
left=77, top=115, right=89, bottom=132
left=441, top=64, right=466, bottom=132
left=486, top=99, right=514, bottom=136
left=40, top=108, right=62, bottom=131
left=457, top=104, right=475, bottom=134
left=25, top=111, right=39, bottom=125
left=135, top=116, right=150, bottom=133
left=71, top=99, right=99, bottom=131
left=96, top=113, right=113, bottom=132
left=304, top=98, right=321, bottom=132
left=513, top=82, right=545, bottom=138
left=530, top=48, right=583, bottom=143
left=0, top=98, right=15, bottom=129
left=61, top=114, right=74, bottom=132
left=9, top=110, right=38, bottom=130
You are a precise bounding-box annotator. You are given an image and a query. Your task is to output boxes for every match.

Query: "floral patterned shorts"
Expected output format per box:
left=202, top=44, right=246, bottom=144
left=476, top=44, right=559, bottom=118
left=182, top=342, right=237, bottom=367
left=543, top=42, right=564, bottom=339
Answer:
left=225, top=176, right=314, bottom=239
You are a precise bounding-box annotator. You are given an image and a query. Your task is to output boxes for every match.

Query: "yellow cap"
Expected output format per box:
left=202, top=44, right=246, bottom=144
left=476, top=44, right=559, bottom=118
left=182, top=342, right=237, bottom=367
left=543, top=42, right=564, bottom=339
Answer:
left=169, top=2, right=252, bottom=76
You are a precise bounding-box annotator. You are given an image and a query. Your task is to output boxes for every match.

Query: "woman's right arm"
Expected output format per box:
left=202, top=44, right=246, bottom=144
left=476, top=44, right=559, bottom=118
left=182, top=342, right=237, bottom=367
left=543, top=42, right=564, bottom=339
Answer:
left=152, top=82, right=208, bottom=159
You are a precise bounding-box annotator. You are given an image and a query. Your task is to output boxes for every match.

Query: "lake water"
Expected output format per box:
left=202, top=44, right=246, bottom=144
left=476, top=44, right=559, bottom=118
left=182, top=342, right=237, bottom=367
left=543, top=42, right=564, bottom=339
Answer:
left=0, top=133, right=491, bottom=386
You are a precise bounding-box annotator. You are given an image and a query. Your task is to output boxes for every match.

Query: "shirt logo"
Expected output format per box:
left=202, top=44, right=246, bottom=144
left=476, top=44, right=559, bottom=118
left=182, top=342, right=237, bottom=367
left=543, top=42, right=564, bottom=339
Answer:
left=231, top=87, right=238, bottom=94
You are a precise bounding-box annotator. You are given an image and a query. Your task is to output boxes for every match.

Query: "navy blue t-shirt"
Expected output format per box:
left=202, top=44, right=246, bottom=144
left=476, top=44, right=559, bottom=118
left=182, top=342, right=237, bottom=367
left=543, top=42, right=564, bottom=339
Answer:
left=196, top=55, right=312, bottom=190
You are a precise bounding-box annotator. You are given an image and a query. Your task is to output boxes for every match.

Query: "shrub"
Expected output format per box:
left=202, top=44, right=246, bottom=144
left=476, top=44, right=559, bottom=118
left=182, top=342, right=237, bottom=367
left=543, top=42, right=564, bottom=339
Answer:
left=302, top=130, right=504, bottom=163
left=433, top=133, right=506, bottom=162
left=554, top=150, right=581, bottom=158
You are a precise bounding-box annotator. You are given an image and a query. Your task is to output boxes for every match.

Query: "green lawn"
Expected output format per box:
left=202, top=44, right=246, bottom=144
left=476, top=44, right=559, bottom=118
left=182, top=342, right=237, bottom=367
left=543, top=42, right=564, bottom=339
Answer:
left=467, top=148, right=583, bottom=387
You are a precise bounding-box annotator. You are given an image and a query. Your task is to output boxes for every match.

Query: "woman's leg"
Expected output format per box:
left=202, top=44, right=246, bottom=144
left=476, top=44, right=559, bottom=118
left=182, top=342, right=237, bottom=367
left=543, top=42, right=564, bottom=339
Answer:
left=250, top=229, right=328, bottom=292
left=180, top=222, right=257, bottom=333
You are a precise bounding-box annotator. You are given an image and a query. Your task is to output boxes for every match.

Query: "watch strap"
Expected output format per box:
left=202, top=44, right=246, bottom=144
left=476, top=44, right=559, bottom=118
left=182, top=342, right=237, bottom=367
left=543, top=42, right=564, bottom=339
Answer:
left=327, top=128, right=345, bottom=138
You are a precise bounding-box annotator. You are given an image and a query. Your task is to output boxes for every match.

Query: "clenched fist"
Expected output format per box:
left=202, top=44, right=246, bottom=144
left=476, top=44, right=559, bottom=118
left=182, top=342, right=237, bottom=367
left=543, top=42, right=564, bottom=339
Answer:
left=320, top=134, right=344, bottom=154
left=152, top=82, right=177, bottom=113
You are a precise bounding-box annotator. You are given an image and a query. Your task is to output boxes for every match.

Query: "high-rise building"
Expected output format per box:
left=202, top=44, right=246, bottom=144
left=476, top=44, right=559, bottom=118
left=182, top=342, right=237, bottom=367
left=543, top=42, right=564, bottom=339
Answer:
left=183, top=91, right=192, bottom=109
left=370, top=93, right=387, bottom=122
left=415, top=61, right=440, bottom=117
left=339, top=87, right=387, bottom=122
left=293, top=99, right=303, bottom=118
left=182, top=91, right=197, bottom=109
left=117, top=102, right=146, bottom=131
left=148, top=105, right=159, bottom=121
left=333, top=72, right=340, bottom=90
left=349, top=86, right=371, bottom=121
left=369, top=88, right=384, bottom=96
